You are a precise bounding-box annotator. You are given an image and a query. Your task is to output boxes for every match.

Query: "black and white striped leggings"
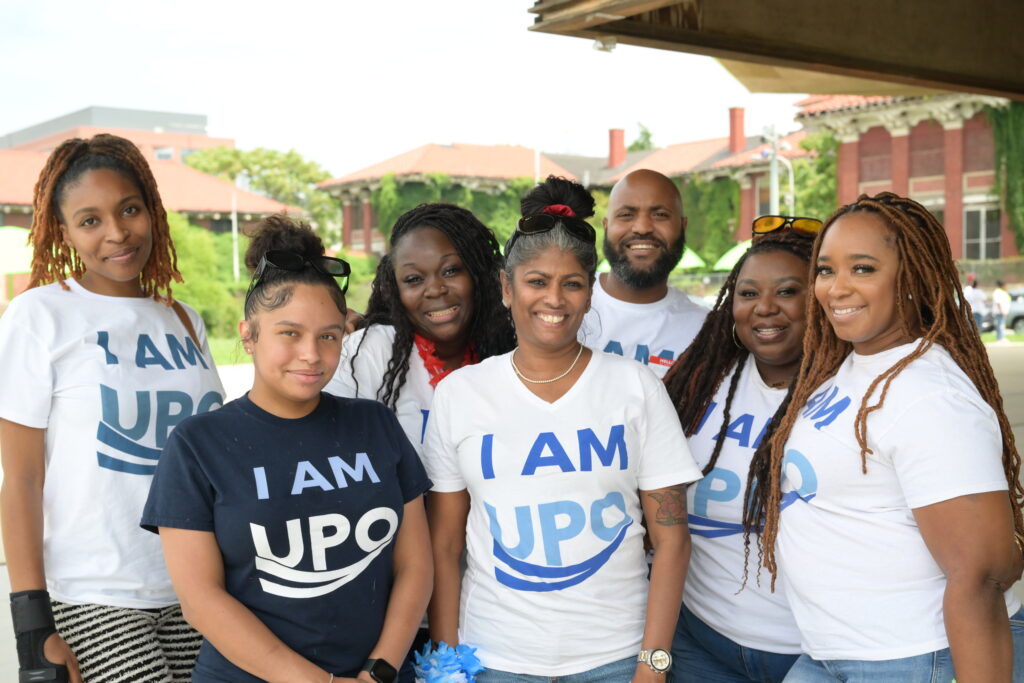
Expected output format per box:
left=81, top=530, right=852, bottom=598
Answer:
left=52, top=600, right=201, bottom=682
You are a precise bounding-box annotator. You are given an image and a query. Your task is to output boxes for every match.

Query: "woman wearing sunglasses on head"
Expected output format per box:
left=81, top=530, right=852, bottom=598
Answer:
left=142, top=214, right=432, bottom=683
left=663, top=215, right=820, bottom=683
left=0, top=135, right=224, bottom=683
left=750, top=193, right=1024, bottom=682
left=326, top=203, right=514, bottom=456
left=424, top=176, right=702, bottom=682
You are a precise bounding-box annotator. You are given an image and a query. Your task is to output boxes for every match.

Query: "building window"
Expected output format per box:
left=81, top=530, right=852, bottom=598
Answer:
left=964, top=206, right=1001, bottom=260
left=154, top=146, right=174, bottom=160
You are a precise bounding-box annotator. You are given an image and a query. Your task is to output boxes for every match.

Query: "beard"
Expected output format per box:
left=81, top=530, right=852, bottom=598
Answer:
left=604, top=232, right=685, bottom=289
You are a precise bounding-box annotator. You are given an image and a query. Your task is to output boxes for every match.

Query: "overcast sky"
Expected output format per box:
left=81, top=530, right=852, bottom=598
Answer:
left=4, top=1, right=808, bottom=178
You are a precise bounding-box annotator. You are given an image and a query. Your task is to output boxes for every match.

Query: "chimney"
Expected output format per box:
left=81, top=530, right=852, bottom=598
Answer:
left=608, top=128, right=626, bottom=168
left=729, top=107, right=745, bottom=154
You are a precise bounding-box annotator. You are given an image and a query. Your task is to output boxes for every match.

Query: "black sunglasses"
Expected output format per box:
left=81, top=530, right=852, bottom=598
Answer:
left=505, top=213, right=597, bottom=255
left=752, top=215, right=823, bottom=240
left=245, top=250, right=351, bottom=307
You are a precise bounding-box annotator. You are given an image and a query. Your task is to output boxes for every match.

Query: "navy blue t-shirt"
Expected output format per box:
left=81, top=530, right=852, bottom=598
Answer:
left=142, top=392, right=431, bottom=682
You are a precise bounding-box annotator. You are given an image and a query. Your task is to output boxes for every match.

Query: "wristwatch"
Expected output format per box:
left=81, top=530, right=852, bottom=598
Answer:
left=637, top=648, right=672, bottom=674
left=361, top=658, right=397, bottom=683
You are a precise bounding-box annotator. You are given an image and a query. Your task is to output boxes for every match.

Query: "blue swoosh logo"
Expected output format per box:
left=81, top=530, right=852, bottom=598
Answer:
left=95, top=421, right=160, bottom=475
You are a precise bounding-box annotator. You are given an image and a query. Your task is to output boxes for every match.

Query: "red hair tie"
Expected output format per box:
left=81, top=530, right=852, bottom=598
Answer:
left=541, top=204, right=576, bottom=217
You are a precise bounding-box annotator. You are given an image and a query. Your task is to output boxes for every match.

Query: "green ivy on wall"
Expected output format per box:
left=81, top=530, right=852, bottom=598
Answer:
left=987, top=102, right=1024, bottom=252
left=682, top=176, right=741, bottom=266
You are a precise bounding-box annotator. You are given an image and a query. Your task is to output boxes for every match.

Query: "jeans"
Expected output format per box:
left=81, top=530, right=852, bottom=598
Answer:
left=782, top=606, right=1024, bottom=682
left=972, top=311, right=984, bottom=333
left=997, top=313, right=1008, bottom=341
left=671, top=603, right=798, bottom=682
left=475, top=655, right=636, bottom=682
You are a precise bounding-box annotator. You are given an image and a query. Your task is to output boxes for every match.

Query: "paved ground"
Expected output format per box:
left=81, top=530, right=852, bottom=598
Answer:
left=0, top=346, right=1021, bottom=676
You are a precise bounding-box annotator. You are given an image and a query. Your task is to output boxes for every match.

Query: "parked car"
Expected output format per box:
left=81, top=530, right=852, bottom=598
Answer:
left=1008, top=289, right=1024, bottom=335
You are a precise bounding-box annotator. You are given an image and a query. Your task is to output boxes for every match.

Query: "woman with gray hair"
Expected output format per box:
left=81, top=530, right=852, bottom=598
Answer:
left=422, top=176, right=702, bottom=682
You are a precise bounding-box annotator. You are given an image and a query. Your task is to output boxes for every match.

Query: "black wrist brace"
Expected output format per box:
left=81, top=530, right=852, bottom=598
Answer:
left=10, top=590, right=68, bottom=682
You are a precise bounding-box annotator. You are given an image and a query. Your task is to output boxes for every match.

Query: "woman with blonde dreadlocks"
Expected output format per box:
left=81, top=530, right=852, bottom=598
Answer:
left=663, top=218, right=820, bottom=683
left=745, top=192, right=1024, bottom=682
left=0, top=134, right=224, bottom=682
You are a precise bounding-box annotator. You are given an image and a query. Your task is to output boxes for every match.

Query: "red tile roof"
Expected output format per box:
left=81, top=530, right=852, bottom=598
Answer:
left=708, top=130, right=809, bottom=170
left=609, top=137, right=731, bottom=182
left=795, top=95, right=895, bottom=116
left=0, top=150, right=295, bottom=215
left=321, top=143, right=577, bottom=187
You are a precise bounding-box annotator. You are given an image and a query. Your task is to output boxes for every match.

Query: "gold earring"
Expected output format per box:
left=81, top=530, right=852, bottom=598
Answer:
left=732, top=323, right=744, bottom=349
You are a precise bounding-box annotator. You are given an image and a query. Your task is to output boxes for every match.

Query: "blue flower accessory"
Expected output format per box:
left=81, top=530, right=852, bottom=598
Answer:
left=413, top=641, right=485, bottom=683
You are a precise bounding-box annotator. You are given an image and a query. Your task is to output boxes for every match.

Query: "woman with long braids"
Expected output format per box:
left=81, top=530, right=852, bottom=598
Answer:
left=143, top=215, right=431, bottom=682
left=424, top=176, right=702, bottom=681
left=326, top=203, right=514, bottom=454
left=0, top=134, right=224, bottom=682
left=664, top=219, right=820, bottom=683
left=748, top=192, right=1024, bottom=682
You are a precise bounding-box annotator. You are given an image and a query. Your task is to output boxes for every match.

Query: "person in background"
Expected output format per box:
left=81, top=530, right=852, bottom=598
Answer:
left=751, top=193, right=1024, bottom=682
left=664, top=216, right=821, bottom=683
left=963, top=273, right=986, bottom=333
left=581, top=169, right=707, bottom=377
left=0, top=134, right=224, bottom=682
left=425, top=176, right=702, bottom=682
left=326, top=203, right=514, bottom=455
left=994, top=279, right=1012, bottom=342
left=143, top=215, right=431, bottom=683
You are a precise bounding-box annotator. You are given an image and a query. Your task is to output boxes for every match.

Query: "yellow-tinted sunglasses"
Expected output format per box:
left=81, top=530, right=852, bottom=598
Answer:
left=752, top=215, right=823, bottom=239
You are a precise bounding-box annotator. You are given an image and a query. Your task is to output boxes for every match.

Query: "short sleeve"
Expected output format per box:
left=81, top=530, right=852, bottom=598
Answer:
left=379, top=403, right=432, bottom=503
left=0, top=304, right=54, bottom=428
left=327, top=327, right=387, bottom=399
left=421, top=381, right=467, bottom=493
left=140, top=425, right=216, bottom=533
left=636, top=366, right=703, bottom=491
left=881, top=391, right=1008, bottom=508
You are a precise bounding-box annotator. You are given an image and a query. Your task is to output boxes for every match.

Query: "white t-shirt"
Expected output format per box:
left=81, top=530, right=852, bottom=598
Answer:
left=993, top=287, right=1011, bottom=316
left=963, top=284, right=986, bottom=314
left=684, top=355, right=801, bottom=654
left=580, top=276, right=708, bottom=378
left=325, top=325, right=433, bottom=455
left=423, top=350, right=703, bottom=676
left=778, top=341, right=1020, bottom=660
left=0, top=280, right=225, bottom=608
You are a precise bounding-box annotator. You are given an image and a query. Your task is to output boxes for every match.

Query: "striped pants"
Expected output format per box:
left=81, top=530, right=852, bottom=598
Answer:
left=52, top=601, right=201, bottom=682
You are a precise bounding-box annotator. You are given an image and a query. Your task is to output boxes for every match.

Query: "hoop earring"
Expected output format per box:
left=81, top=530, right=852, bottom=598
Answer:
left=732, top=323, right=744, bottom=349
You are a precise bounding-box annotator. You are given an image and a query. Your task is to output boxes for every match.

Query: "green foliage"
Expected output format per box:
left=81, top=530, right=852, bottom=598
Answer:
left=185, top=147, right=341, bottom=243
left=682, top=176, right=741, bottom=266
left=792, top=131, right=839, bottom=222
left=628, top=124, right=655, bottom=152
left=168, top=211, right=247, bottom=338
left=987, top=102, right=1024, bottom=252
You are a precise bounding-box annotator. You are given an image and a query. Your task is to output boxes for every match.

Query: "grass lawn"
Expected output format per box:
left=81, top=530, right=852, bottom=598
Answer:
left=981, top=331, right=1024, bottom=343
left=209, top=337, right=250, bottom=366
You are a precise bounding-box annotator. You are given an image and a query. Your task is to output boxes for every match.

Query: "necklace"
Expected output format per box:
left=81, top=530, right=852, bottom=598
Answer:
left=413, top=334, right=477, bottom=388
left=510, top=343, right=584, bottom=384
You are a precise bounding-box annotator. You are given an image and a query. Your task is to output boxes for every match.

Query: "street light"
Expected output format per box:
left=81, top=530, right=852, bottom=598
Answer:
left=753, top=130, right=796, bottom=216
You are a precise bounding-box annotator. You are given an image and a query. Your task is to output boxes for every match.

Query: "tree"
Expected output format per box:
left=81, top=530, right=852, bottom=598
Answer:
left=792, top=131, right=839, bottom=222
left=988, top=102, right=1024, bottom=251
left=628, top=123, right=655, bottom=152
left=185, top=147, right=341, bottom=242
left=682, top=176, right=741, bottom=266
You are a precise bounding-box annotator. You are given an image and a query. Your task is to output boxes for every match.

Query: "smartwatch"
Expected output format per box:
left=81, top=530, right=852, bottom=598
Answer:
left=361, top=658, right=397, bottom=683
left=637, top=648, right=672, bottom=674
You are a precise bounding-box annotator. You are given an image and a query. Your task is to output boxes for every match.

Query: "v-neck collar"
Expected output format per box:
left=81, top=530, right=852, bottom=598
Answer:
left=503, top=348, right=597, bottom=409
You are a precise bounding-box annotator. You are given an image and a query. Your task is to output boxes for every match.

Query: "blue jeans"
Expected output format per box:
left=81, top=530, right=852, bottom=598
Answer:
left=997, top=313, right=1008, bottom=340
left=475, top=655, right=636, bottom=682
left=973, top=311, right=984, bottom=333
left=672, top=603, right=798, bottom=682
left=783, top=606, right=1024, bottom=682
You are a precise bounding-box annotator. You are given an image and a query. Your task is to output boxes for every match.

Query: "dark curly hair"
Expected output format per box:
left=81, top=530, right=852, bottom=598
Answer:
left=352, top=203, right=514, bottom=409
left=242, top=213, right=347, bottom=339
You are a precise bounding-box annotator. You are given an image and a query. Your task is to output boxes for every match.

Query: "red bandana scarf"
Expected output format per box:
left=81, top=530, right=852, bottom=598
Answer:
left=414, top=334, right=478, bottom=388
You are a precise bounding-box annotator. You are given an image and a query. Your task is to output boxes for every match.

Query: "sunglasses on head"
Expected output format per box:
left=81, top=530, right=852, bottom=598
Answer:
left=752, top=215, right=823, bottom=240
left=505, top=213, right=597, bottom=255
left=244, top=250, right=351, bottom=307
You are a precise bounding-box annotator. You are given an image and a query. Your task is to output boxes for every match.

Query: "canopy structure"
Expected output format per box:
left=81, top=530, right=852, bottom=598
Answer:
left=528, top=1, right=1023, bottom=100
left=712, top=239, right=752, bottom=271
left=674, top=247, right=706, bottom=270
left=0, top=226, right=32, bottom=276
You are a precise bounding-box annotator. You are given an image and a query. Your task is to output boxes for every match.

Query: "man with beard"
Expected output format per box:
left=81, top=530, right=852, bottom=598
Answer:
left=580, top=169, right=708, bottom=378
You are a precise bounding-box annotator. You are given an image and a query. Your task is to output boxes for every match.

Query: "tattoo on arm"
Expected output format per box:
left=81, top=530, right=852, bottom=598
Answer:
left=648, top=486, right=687, bottom=526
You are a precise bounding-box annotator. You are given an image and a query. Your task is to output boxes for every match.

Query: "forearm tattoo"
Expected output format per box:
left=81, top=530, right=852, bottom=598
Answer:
left=648, top=486, right=687, bottom=526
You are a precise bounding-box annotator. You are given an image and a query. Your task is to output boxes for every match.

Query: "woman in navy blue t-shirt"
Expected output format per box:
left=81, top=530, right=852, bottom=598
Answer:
left=143, top=215, right=432, bottom=683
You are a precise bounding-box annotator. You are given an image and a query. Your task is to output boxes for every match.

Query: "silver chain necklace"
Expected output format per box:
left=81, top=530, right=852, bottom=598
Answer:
left=510, top=343, right=584, bottom=384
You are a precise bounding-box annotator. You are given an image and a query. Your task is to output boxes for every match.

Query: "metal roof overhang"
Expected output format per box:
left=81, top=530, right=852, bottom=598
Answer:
left=528, top=0, right=1024, bottom=100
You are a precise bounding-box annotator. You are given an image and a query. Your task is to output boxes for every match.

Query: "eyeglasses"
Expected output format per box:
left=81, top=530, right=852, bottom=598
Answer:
left=752, top=215, right=823, bottom=240
left=505, top=213, right=597, bottom=255
left=245, top=250, right=351, bottom=307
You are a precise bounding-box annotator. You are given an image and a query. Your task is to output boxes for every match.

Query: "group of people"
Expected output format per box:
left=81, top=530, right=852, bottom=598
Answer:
left=0, top=133, right=1021, bottom=683
left=965, top=275, right=1014, bottom=341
